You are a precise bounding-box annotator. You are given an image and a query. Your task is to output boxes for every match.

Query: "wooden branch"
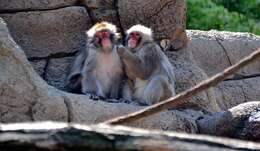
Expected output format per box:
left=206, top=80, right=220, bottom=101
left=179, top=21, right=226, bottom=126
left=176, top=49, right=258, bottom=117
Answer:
left=103, top=48, right=260, bottom=125
left=1, top=122, right=260, bottom=151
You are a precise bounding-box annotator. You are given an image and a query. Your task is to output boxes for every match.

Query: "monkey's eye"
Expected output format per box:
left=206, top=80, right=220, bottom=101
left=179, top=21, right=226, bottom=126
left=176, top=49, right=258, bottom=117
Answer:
left=102, top=31, right=110, bottom=37
left=131, top=32, right=140, bottom=38
left=95, top=32, right=103, bottom=38
left=95, top=31, right=110, bottom=38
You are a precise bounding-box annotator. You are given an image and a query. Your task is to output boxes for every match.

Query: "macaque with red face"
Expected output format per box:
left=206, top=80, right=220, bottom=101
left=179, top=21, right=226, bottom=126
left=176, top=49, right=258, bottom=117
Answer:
left=66, top=22, right=124, bottom=100
left=117, top=25, right=176, bottom=105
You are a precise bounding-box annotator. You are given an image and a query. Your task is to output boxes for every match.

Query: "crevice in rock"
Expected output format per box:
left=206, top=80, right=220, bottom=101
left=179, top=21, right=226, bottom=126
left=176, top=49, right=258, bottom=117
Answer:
left=28, top=102, right=36, bottom=121
left=63, top=96, right=73, bottom=122
left=240, top=85, right=248, bottom=103
left=0, top=5, right=77, bottom=14
left=113, top=0, right=126, bottom=43
left=215, top=37, right=232, bottom=66
left=224, top=73, right=260, bottom=81
left=76, top=0, right=96, bottom=25
left=42, top=58, right=50, bottom=81
left=148, top=1, right=172, bottom=19
left=28, top=51, right=78, bottom=61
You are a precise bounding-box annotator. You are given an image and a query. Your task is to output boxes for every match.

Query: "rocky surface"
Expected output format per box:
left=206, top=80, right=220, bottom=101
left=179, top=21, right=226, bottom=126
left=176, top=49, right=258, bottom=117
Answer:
left=0, top=0, right=260, bottom=143
left=0, top=6, right=90, bottom=58
left=0, top=0, right=77, bottom=11
left=1, top=122, right=260, bottom=151
left=186, top=30, right=260, bottom=110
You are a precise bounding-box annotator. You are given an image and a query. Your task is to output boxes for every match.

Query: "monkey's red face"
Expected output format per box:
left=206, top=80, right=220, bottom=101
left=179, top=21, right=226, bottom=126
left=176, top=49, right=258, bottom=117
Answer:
left=128, top=32, right=141, bottom=49
left=95, top=30, right=112, bottom=49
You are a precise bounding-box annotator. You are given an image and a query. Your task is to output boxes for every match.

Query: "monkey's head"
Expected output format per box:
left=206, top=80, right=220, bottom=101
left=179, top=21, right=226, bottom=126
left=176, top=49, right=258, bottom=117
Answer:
left=87, top=22, right=119, bottom=52
left=126, top=25, right=153, bottom=52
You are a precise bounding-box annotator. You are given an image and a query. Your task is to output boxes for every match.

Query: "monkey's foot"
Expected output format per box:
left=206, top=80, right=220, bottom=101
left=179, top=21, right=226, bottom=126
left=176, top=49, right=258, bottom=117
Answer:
left=106, top=99, right=121, bottom=103
left=85, top=93, right=104, bottom=101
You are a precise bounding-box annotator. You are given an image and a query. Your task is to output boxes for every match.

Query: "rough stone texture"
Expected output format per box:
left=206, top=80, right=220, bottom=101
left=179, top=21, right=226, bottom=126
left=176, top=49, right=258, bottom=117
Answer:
left=187, top=30, right=260, bottom=77
left=0, top=0, right=77, bottom=11
left=119, top=0, right=188, bottom=50
left=186, top=30, right=231, bottom=77
left=0, top=20, right=200, bottom=133
left=29, top=60, right=47, bottom=78
left=185, top=30, right=260, bottom=110
left=240, top=111, right=260, bottom=141
left=67, top=94, right=201, bottom=132
left=46, top=57, right=73, bottom=90
left=82, top=0, right=120, bottom=28
left=0, top=6, right=91, bottom=58
left=166, top=47, right=220, bottom=112
left=215, top=77, right=260, bottom=110
left=1, top=122, right=260, bottom=151
left=198, top=102, right=260, bottom=140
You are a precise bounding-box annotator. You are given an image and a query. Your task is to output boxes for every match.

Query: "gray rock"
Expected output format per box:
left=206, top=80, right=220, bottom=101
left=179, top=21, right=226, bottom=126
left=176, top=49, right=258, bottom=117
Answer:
left=30, top=60, right=47, bottom=77
left=186, top=30, right=231, bottom=77
left=0, top=6, right=91, bottom=58
left=0, top=0, right=77, bottom=11
left=46, top=57, right=73, bottom=90
left=187, top=30, right=260, bottom=77
left=216, top=77, right=260, bottom=110
left=166, top=46, right=221, bottom=112
left=198, top=101, right=260, bottom=140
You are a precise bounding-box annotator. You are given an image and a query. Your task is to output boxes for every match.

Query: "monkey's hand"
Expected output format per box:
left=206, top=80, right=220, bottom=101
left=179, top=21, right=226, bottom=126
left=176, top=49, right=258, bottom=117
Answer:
left=117, top=45, right=127, bottom=57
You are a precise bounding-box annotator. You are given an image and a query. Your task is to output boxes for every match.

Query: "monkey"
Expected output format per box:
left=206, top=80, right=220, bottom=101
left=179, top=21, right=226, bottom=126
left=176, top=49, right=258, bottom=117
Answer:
left=117, top=24, right=176, bottom=105
left=66, top=22, right=124, bottom=100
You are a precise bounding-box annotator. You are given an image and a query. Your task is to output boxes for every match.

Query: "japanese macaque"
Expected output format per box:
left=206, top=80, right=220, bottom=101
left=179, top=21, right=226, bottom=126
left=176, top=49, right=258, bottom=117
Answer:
left=118, top=25, right=176, bottom=105
left=66, top=22, right=124, bottom=99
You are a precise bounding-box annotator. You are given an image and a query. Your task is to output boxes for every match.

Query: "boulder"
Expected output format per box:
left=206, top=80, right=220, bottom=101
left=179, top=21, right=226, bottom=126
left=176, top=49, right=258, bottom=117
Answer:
left=184, top=30, right=260, bottom=110
left=0, top=6, right=91, bottom=58
left=45, top=57, right=74, bottom=90
left=187, top=30, right=260, bottom=77
left=1, top=122, right=260, bottom=151
left=165, top=48, right=220, bottom=112
left=0, top=0, right=77, bottom=11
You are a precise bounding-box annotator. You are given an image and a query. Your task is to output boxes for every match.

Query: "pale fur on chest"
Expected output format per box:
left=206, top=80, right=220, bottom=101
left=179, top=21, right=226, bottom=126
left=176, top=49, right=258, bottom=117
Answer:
left=93, top=52, right=123, bottom=91
left=133, top=78, right=148, bottom=99
left=95, top=52, right=122, bottom=76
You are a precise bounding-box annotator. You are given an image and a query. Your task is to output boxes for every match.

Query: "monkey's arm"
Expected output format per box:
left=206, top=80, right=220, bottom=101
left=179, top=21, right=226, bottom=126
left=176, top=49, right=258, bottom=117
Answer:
left=117, top=46, right=154, bottom=79
left=66, top=50, right=88, bottom=92
left=67, top=50, right=87, bottom=80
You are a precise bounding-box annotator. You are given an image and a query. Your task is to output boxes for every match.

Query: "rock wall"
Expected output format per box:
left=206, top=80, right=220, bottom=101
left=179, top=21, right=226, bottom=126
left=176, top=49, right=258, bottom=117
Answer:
left=187, top=30, right=260, bottom=110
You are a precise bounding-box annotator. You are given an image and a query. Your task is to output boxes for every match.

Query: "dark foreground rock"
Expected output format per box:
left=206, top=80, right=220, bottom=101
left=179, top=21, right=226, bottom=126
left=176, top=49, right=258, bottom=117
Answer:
left=0, top=122, right=260, bottom=151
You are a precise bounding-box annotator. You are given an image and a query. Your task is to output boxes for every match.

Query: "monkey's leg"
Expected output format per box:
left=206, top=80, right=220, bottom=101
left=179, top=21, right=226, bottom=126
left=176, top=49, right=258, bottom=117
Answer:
left=82, top=76, right=106, bottom=100
left=108, top=76, right=122, bottom=99
left=66, top=74, right=82, bottom=93
left=143, top=75, right=172, bottom=105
